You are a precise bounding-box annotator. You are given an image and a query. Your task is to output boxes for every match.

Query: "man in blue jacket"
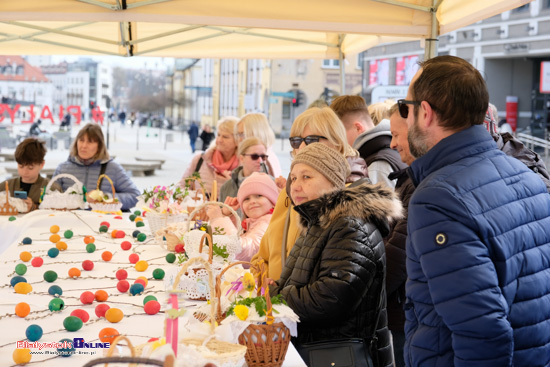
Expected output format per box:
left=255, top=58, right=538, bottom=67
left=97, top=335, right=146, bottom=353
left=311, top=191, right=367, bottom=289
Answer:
left=401, top=55, right=550, bottom=367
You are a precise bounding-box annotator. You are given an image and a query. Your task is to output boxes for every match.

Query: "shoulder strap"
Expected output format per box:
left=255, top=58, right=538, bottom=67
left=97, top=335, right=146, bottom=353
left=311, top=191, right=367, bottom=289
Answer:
left=359, top=135, right=407, bottom=173
left=194, top=155, right=204, bottom=173
left=97, top=162, right=108, bottom=187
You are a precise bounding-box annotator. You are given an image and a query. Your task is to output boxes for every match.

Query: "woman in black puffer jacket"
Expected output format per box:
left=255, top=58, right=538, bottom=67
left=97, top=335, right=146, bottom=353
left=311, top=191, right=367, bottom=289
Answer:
left=270, top=143, right=402, bottom=367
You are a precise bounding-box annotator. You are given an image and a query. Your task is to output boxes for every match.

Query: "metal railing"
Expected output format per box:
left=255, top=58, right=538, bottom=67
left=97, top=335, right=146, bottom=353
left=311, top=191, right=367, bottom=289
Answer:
left=517, top=132, right=550, bottom=161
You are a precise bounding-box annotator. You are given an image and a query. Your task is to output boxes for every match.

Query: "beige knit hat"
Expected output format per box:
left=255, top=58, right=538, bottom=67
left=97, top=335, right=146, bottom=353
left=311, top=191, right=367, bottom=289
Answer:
left=290, top=143, right=351, bottom=188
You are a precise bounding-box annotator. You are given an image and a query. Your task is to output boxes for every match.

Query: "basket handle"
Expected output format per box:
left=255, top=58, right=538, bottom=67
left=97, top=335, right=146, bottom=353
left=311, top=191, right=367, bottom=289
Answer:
left=46, top=173, right=83, bottom=193
left=104, top=335, right=135, bottom=367
left=82, top=356, right=172, bottom=367
left=4, top=181, right=9, bottom=205
left=96, top=174, right=116, bottom=198
left=170, top=256, right=216, bottom=334
left=214, top=260, right=254, bottom=319
left=198, top=232, right=214, bottom=264
left=185, top=201, right=242, bottom=234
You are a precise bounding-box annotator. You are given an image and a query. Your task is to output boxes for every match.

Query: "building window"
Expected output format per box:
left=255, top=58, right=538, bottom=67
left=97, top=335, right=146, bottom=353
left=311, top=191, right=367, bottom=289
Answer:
left=512, top=4, right=529, bottom=12
left=545, top=0, right=550, bottom=9
left=322, top=59, right=340, bottom=69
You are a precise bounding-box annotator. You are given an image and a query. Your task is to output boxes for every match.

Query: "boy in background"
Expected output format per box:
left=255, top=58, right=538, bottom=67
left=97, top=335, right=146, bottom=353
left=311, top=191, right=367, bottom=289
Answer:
left=0, top=138, right=58, bottom=212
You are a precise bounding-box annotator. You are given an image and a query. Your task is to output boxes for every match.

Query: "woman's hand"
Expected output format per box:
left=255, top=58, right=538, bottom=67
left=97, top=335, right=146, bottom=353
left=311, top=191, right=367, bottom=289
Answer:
left=205, top=204, right=223, bottom=219
left=275, top=176, right=286, bottom=190
left=265, top=277, right=277, bottom=286
left=218, top=170, right=232, bottom=180
left=221, top=196, right=239, bottom=216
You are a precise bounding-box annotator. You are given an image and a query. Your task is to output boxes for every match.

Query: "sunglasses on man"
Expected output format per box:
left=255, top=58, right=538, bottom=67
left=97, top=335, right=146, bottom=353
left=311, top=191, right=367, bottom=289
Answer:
left=242, top=153, right=268, bottom=161
left=397, top=99, right=421, bottom=119
left=289, top=135, right=327, bottom=150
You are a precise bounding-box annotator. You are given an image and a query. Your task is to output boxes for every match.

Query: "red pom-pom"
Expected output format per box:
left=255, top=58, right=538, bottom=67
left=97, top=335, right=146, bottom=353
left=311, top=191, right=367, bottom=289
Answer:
left=175, top=244, right=185, bottom=253
left=82, top=260, right=94, bottom=271
left=31, top=257, right=44, bottom=267
left=116, top=280, right=130, bottom=293
left=100, top=221, right=110, bottom=228
left=70, top=309, right=90, bottom=323
left=115, top=269, right=128, bottom=280
left=95, top=304, right=110, bottom=318
left=129, top=253, right=139, bottom=264
left=114, top=216, right=123, bottom=219
left=120, top=241, right=132, bottom=251
left=148, top=337, right=159, bottom=342
left=115, top=230, right=125, bottom=238
left=144, top=300, right=161, bottom=315
left=80, top=291, right=95, bottom=304
left=134, top=278, right=146, bottom=287
left=142, top=211, right=147, bottom=217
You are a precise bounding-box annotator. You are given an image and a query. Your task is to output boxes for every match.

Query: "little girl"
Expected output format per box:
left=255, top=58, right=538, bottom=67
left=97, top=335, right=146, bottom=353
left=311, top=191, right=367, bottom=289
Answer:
left=206, top=172, right=279, bottom=264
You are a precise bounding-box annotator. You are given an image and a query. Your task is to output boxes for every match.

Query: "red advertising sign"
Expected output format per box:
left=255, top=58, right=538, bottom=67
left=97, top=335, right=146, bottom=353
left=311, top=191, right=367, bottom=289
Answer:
left=0, top=104, right=104, bottom=125
left=505, top=96, right=518, bottom=132
left=369, top=59, right=390, bottom=86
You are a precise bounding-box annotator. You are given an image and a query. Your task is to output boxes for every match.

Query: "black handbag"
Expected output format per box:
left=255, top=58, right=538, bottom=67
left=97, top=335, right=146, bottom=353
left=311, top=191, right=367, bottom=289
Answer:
left=295, top=338, right=374, bottom=367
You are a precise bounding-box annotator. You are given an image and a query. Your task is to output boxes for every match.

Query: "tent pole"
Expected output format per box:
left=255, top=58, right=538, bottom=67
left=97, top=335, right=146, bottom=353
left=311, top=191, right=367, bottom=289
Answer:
left=338, top=34, right=346, bottom=95
left=424, top=0, right=440, bottom=60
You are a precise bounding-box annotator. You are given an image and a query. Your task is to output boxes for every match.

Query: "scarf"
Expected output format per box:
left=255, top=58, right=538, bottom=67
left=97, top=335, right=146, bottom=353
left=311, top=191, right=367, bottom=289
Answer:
left=76, top=156, right=97, bottom=166
left=211, top=149, right=239, bottom=174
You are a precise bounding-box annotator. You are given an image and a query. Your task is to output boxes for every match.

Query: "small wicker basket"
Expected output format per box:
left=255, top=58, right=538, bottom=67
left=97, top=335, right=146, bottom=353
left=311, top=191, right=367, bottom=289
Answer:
left=0, top=181, right=18, bottom=216
left=87, top=174, right=123, bottom=213
left=39, top=173, right=87, bottom=210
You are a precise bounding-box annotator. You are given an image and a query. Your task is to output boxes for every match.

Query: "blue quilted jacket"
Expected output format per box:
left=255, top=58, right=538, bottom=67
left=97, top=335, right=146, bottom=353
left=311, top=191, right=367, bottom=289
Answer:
left=53, top=156, right=140, bottom=211
left=405, top=125, right=550, bottom=367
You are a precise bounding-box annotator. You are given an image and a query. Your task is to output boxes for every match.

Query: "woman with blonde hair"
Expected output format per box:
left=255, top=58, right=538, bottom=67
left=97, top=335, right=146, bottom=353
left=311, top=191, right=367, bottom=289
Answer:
left=251, top=107, right=368, bottom=279
left=53, top=123, right=140, bottom=211
left=235, top=113, right=281, bottom=177
left=180, top=116, right=239, bottom=197
left=368, top=99, right=395, bottom=126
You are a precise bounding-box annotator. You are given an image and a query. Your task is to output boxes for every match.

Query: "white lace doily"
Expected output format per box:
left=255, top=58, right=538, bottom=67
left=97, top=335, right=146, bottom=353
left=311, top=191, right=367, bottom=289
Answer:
left=40, top=174, right=87, bottom=210
left=0, top=192, right=28, bottom=213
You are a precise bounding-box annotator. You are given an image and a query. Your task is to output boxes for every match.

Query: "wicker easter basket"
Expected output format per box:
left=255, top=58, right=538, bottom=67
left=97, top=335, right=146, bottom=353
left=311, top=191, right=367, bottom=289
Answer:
left=39, top=173, right=87, bottom=210
left=87, top=174, right=123, bottom=213
left=181, top=175, right=208, bottom=221
left=166, top=257, right=247, bottom=366
left=149, top=211, right=189, bottom=239
left=81, top=335, right=175, bottom=367
left=0, top=181, right=18, bottom=216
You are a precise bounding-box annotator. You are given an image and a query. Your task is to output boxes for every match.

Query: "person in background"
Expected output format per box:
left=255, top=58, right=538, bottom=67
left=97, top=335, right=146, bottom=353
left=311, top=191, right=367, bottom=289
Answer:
left=386, top=103, right=416, bottom=367
left=0, top=138, right=60, bottom=212
left=219, top=137, right=270, bottom=206
left=180, top=117, right=239, bottom=197
left=235, top=113, right=281, bottom=178
left=53, top=123, right=140, bottom=211
left=369, top=99, right=394, bottom=126
left=332, top=95, right=406, bottom=188
left=29, top=119, right=45, bottom=137
left=251, top=107, right=367, bottom=281
left=199, top=124, right=216, bottom=150
left=207, top=172, right=279, bottom=266
left=270, top=143, right=401, bottom=367
left=403, top=55, right=550, bottom=367
left=188, top=121, right=199, bottom=153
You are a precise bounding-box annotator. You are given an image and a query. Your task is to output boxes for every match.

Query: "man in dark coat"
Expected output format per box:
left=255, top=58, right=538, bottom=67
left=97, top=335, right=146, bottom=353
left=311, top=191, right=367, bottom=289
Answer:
left=188, top=121, right=199, bottom=153
left=403, top=55, right=550, bottom=367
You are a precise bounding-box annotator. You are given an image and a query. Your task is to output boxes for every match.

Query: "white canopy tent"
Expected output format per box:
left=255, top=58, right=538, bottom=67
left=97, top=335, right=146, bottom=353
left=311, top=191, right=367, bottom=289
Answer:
left=0, top=0, right=532, bottom=92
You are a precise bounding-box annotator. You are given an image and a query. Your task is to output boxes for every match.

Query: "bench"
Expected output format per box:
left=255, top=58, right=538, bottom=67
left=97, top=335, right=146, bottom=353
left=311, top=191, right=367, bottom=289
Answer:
left=4, top=165, right=55, bottom=179
left=119, top=161, right=158, bottom=177
left=135, top=157, right=165, bottom=169
left=0, top=152, right=15, bottom=161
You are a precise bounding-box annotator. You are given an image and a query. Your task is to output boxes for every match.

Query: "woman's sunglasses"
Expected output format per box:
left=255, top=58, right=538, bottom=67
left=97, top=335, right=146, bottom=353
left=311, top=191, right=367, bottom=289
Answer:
left=289, top=135, right=326, bottom=149
left=397, top=99, right=421, bottom=119
left=242, top=153, right=268, bottom=161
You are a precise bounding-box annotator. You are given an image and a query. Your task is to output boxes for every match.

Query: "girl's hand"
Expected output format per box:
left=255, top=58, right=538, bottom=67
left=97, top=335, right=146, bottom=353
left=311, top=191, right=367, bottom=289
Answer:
left=24, top=198, right=33, bottom=212
left=205, top=204, right=223, bottom=219
left=221, top=196, right=240, bottom=216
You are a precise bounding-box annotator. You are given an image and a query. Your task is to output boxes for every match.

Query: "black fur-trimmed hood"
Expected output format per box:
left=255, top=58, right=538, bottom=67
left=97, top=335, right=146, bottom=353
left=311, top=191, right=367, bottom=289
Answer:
left=294, top=181, right=403, bottom=234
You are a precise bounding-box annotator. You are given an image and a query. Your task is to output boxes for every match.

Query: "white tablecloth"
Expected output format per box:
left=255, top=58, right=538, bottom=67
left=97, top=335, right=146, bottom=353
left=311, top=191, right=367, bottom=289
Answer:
left=0, top=210, right=305, bottom=366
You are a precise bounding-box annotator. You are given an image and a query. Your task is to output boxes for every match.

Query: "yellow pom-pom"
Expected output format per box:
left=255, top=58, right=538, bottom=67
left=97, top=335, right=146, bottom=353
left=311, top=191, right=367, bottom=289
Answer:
left=234, top=305, right=249, bottom=321
left=242, top=272, right=256, bottom=292
left=50, top=225, right=60, bottom=234
left=12, top=348, right=31, bottom=364
left=14, top=282, right=33, bottom=294
left=19, top=252, right=32, bottom=262
left=135, top=260, right=148, bottom=272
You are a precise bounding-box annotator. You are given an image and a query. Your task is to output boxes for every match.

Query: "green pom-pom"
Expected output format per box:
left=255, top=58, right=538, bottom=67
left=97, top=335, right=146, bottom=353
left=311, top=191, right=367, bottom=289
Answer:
left=99, top=225, right=108, bottom=233
left=133, top=210, right=141, bottom=216
left=86, top=243, right=96, bottom=253
left=57, top=338, right=75, bottom=357
left=137, top=233, right=147, bottom=242
left=129, top=214, right=136, bottom=222
left=136, top=221, right=145, bottom=228
left=143, top=295, right=158, bottom=305
left=15, top=264, right=27, bottom=275
left=49, top=298, right=64, bottom=311
left=165, top=253, right=176, bottom=263
left=64, top=230, right=73, bottom=239
left=63, top=316, right=83, bottom=331
left=43, top=270, right=58, bottom=283
left=9, top=216, right=16, bottom=221
left=152, top=268, right=165, bottom=280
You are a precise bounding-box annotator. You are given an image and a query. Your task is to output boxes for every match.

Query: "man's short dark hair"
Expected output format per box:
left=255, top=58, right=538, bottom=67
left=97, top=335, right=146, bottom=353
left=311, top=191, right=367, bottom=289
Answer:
left=15, top=138, right=47, bottom=165
left=413, top=55, right=489, bottom=131
left=330, top=95, right=371, bottom=129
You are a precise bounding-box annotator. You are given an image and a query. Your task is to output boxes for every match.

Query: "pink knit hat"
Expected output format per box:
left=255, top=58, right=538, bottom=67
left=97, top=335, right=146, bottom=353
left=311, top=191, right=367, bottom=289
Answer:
left=237, top=172, right=279, bottom=212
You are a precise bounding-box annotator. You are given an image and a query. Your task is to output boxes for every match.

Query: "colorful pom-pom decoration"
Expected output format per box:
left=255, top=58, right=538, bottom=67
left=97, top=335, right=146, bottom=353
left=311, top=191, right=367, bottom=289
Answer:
left=129, top=253, right=139, bottom=264
left=68, top=267, right=81, bottom=279
left=50, top=225, right=60, bottom=233
left=48, top=285, right=63, bottom=297
left=116, top=280, right=130, bottom=293
left=99, top=225, right=109, bottom=233
left=48, top=298, right=65, bottom=311
left=105, top=308, right=124, bottom=323
left=80, top=291, right=95, bottom=304
left=43, top=270, right=58, bottom=283
left=22, top=237, right=32, bottom=245
left=19, top=251, right=32, bottom=262
left=12, top=348, right=31, bottom=365
left=82, top=260, right=94, bottom=271
left=57, top=338, right=75, bottom=357
left=135, top=260, right=148, bottom=272
left=31, top=257, right=43, bottom=267
left=70, top=309, right=90, bottom=323
left=47, top=247, right=60, bottom=258
left=143, top=295, right=158, bottom=305
left=137, top=233, right=147, bottom=242
left=10, top=276, right=27, bottom=287
left=115, top=269, right=128, bottom=280
left=25, top=324, right=43, bottom=342
left=120, top=241, right=132, bottom=251
left=14, top=282, right=32, bottom=294
left=15, top=264, right=27, bottom=275
left=95, top=290, right=109, bottom=302
left=165, top=253, right=176, bottom=263
left=99, top=328, right=119, bottom=343
left=95, top=304, right=110, bottom=318
left=63, top=316, right=83, bottom=331
left=153, top=268, right=165, bottom=280
left=144, top=300, right=161, bottom=315
left=63, top=230, right=74, bottom=239
left=101, top=251, right=113, bottom=261
left=132, top=230, right=141, bottom=238
left=86, top=243, right=96, bottom=253
left=129, top=283, right=144, bottom=296
left=15, top=302, right=30, bottom=318
left=56, top=241, right=68, bottom=251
